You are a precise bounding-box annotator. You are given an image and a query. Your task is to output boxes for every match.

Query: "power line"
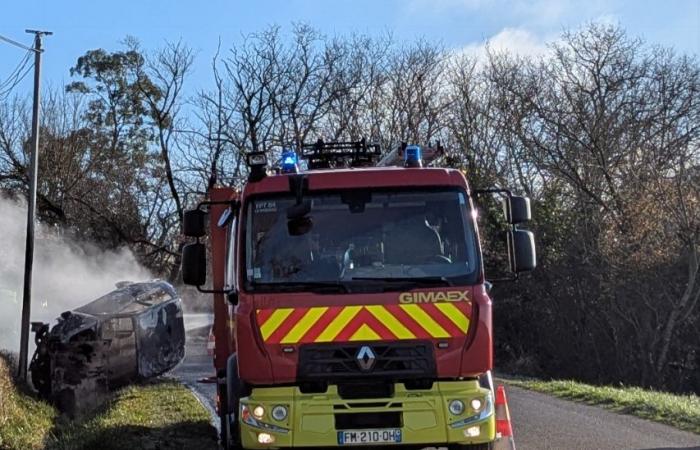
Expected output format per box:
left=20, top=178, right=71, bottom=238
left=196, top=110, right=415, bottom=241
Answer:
left=0, top=32, right=40, bottom=100
left=0, top=51, right=32, bottom=87
left=0, top=33, right=38, bottom=53
left=0, top=51, right=33, bottom=97
left=0, top=61, right=34, bottom=100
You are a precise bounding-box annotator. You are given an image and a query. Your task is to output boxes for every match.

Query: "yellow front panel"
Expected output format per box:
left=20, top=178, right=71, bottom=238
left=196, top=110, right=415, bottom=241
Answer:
left=239, top=381, right=495, bottom=449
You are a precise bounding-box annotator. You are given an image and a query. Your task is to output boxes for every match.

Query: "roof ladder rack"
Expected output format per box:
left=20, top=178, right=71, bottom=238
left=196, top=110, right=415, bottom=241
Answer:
left=301, top=138, right=381, bottom=169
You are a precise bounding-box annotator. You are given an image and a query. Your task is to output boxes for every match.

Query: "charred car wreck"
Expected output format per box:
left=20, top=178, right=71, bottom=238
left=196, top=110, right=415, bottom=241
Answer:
left=29, top=280, right=185, bottom=416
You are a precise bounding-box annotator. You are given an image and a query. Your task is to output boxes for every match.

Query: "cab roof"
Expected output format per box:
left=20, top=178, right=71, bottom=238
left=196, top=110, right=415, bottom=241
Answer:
left=242, top=166, right=470, bottom=197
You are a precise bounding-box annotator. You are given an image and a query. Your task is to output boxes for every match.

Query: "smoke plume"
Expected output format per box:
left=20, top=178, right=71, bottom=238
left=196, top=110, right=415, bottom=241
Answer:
left=0, top=196, right=152, bottom=352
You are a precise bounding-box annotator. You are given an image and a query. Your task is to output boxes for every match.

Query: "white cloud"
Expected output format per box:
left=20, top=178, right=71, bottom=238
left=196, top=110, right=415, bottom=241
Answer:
left=405, top=0, right=616, bottom=29
left=457, top=27, right=552, bottom=61
left=405, top=0, right=572, bottom=25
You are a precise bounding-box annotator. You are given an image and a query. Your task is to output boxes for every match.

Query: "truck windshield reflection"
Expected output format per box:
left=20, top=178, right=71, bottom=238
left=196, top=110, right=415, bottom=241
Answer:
left=245, top=189, right=478, bottom=291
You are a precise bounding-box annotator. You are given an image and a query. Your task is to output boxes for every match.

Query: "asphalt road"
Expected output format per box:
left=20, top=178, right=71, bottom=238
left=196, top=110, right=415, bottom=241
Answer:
left=172, top=315, right=700, bottom=450
left=506, top=385, right=700, bottom=450
left=171, top=314, right=219, bottom=431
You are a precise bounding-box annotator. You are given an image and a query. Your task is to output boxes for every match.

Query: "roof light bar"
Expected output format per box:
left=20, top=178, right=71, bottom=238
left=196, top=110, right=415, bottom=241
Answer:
left=280, top=150, right=299, bottom=174
left=404, top=145, right=423, bottom=168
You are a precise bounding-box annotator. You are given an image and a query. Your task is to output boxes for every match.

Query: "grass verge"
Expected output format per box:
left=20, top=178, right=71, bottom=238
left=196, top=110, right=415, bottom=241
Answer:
left=0, top=354, right=217, bottom=450
left=0, top=353, right=56, bottom=450
left=508, top=378, right=700, bottom=434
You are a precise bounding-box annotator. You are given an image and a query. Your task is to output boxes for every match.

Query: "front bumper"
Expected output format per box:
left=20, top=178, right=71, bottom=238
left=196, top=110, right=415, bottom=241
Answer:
left=239, top=380, right=495, bottom=448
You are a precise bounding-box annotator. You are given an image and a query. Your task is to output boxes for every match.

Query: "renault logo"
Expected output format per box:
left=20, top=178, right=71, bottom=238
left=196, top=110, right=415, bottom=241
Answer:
left=356, top=346, right=376, bottom=371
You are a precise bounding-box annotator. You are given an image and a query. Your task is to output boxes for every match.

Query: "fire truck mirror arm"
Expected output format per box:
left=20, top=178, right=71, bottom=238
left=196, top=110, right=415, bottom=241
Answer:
left=183, top=200, right=240, bottom=237
left=473, top=188, right=530, bottom=224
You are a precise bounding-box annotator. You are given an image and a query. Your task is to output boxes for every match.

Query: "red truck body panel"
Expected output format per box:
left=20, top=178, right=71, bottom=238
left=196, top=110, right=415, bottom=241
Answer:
left=208, top=167, right=493, bottom=384
left=208, top=187, right=236, bottom=373
left=234, top=289, right=493, bottom=385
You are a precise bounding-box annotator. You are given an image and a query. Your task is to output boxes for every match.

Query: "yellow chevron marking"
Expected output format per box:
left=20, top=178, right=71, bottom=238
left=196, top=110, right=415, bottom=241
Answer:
left=400, top=304, right=450, bottom=338
left=280, top=307, right=328, bottom=344
left=315, top=306, right=362, bottom=342
left=434, top=303, right=470, bottom=332
left=349, top=323, right=381, bottom=341
left=259, top=308, right=294, bottom=341
left=366, top=305, right=416, bottom=339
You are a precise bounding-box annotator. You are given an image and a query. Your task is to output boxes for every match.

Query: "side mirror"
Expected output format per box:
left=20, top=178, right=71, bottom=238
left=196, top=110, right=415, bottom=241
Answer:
left=288, top=217, right=314, bottom=236
left=507, top=229, right=536, bottom=272
left=286, top=201, right=311, bottom=220
left=503, top=196, right=531, bottom=224
left=183, top=209, right=207, bottom=237
left=182, top=243, right=207, bottom=286
left=286, top=201, right=313, bottom=235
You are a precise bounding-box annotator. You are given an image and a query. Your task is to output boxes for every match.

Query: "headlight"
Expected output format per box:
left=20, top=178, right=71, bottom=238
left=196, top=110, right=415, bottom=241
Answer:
left=470, top=398, right=483, bottom=411
left=465, top=426, right=481, bottom=437
left=253, top=405, right=265, bottom=419
left=257, top=432, right=275, bottom=444
left=271, top=405, right=288, bottom=421
left=449, top=399, right=465, bottom=415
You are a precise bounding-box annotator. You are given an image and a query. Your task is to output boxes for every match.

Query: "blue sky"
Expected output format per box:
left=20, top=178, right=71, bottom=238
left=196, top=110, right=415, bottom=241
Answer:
left=1, top=0, right=698, bottom=99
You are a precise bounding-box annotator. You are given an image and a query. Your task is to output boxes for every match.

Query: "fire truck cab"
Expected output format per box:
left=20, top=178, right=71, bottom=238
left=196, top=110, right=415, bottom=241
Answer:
left=182, top=141, right=535, bottom=450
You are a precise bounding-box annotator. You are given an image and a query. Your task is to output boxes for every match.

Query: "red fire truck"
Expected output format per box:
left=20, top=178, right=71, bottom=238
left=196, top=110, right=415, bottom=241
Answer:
left=181, top=140, right=535, bottom=450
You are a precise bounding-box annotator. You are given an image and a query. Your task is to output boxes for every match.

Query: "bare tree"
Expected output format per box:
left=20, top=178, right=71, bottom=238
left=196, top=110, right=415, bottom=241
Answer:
left=482, top=24, right=700, bottom=388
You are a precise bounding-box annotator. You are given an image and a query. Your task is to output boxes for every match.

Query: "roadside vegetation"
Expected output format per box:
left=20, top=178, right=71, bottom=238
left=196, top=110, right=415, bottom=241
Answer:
left=510, top=379, right=700, bottom=434
left=0, top=353, right=55, bottom=450
left=0, top=354, right=217, bottom=450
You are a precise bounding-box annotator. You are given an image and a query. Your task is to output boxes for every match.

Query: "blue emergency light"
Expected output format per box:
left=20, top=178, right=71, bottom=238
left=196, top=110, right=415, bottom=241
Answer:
left=404, top=145, right=423, bottom=168
left=281, top=150, right=299, bottom=173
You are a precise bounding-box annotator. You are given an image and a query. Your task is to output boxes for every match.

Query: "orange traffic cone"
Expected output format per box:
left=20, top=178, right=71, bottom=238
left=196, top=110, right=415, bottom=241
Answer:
left=197, top=327, right=218, bottom=384
left=493, top=385, right=516, bottom=450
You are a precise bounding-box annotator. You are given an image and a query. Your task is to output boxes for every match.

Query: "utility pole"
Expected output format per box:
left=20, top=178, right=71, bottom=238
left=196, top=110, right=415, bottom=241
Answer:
left=17, top=29, right=52, bottom=382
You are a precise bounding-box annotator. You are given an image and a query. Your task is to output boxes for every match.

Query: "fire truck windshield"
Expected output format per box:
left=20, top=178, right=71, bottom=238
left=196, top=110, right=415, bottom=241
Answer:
left=243, top=188, right=479, bottom=292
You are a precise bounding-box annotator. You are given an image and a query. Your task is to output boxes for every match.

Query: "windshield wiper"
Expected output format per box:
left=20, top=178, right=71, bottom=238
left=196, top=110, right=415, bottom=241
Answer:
left=351, top=276, right=453, bottom=286
left=251, top=281, right=349, bottom=293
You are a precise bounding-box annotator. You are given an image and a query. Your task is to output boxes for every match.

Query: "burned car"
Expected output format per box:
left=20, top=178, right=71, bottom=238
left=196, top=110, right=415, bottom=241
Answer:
left=29, top=280, right=185, bottom=416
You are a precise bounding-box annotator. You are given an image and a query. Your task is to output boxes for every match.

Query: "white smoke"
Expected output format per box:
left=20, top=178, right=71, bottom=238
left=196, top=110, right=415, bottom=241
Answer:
left=0, top=196, right=152, bottom=352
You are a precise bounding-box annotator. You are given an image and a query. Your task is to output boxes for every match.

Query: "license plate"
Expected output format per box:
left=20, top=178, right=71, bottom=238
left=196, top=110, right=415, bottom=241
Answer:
left=338, top=429, right=402, bottom=445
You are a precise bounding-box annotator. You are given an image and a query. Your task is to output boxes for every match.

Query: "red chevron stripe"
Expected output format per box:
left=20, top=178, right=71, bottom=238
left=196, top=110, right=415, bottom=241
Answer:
left=334, top=308, right=398, bottom=341
left=265, top=308, right=309, bottom=344
left=422, top=303, right=467, bottom=335
left=256, top=308, right=275, bottom=327
left=462, top=301, right=473, bottom=318
left=298, top=306, right=344, bottom=343
left=358, top=308, right=398, bottom=339
left=383, top=304, right=433, bottom=338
